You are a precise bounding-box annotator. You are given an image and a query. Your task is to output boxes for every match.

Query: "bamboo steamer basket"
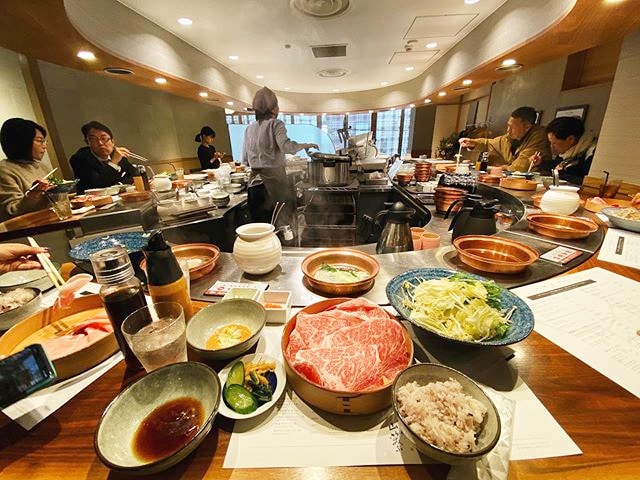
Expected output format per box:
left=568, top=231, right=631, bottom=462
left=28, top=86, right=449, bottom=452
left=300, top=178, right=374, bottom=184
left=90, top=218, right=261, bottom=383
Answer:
left=281, top=298, right=413, bottom=415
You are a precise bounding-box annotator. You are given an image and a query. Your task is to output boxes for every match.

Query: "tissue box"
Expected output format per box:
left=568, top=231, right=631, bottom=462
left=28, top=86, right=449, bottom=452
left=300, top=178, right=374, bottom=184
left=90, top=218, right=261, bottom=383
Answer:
left=258, top=291, right=292, bottom=324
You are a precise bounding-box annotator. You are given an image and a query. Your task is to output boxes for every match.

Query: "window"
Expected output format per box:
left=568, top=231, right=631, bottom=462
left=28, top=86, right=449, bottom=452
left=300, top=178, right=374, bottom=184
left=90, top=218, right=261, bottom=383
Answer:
left=375, top=109, right=402, bottom=156
left=293, top=114, right=318, bottom=127
left=321, top=114, right=345, bottom=150
left=400, top=107, right=414, bottom=157
left=347, top=112, right=371, bottom=137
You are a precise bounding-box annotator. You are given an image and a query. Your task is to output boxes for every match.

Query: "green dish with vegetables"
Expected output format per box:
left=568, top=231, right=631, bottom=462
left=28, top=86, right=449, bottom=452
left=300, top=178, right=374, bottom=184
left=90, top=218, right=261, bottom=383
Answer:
left=386, top=268, right=534, bottom=347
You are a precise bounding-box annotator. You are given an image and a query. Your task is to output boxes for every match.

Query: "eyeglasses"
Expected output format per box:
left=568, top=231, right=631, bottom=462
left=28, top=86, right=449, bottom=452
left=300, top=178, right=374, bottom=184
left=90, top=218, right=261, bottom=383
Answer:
left=87, top=135, right=112, bottom=144
left=33, top=137, right=48, bottom=145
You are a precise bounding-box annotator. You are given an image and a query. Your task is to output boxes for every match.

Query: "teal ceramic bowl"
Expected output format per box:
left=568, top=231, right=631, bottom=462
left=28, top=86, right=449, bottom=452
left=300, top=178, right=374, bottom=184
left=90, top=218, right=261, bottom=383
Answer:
left=94, top=362, right=220, bottom=475
left=186, top=299, right=266, bottom=361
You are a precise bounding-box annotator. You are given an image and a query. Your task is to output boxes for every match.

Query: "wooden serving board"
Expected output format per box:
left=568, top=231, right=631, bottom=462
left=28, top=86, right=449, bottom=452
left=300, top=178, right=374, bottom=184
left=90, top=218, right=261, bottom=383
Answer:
left=0, top=295, right=118, bottom=380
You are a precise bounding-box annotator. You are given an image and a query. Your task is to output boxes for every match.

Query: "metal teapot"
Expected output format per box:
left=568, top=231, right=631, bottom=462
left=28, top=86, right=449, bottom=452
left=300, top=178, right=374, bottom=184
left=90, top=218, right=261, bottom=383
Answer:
left=446, top=197, right=500, bottom=240
left=375, top=201, right=416, bottom=253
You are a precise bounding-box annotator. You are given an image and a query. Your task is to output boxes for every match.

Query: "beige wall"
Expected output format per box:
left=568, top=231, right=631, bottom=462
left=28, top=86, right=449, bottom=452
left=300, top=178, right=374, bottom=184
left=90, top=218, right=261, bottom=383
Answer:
left=0, top=46, right=52, bottom=168
left=431, top=105, right=460, bottom=156
left=591, top=29, right=640, bottom=185
left=36, top=59, right=230, bottom=174
left=484, top=58, right=612, bottom=136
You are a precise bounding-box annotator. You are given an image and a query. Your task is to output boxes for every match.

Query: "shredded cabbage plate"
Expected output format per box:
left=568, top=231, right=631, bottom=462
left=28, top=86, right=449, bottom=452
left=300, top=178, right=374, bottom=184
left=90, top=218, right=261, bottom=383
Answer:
left=401, top=273, right=513, bottom=341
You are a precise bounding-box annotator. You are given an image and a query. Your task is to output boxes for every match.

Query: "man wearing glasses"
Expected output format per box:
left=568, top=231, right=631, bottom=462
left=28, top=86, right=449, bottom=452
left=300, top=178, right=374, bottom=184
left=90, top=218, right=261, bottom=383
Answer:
left=70, top=121, right=138, bottom=193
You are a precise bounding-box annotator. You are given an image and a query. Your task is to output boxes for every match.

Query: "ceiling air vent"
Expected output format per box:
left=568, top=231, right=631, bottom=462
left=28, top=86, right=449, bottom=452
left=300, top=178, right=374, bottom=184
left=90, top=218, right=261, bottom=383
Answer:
left=317, top=68, right=350, bottom=78
left=103, top=67, right=133, bottom=75
left=312, top=44, right=347, bottom=58
left=495, top=63, right=523, bottom=72
left=292, top=0, right=350, bottom=18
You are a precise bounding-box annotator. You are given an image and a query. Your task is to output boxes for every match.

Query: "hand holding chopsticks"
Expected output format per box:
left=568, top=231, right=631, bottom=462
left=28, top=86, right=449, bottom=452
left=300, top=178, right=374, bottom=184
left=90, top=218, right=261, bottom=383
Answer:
left=25, top=168, right=57, bottom=195
left=114, top=146, right=149, bottom=163
left=27, top=237, right=64, bottom=290
left=0, top=243, right=47, bottom=274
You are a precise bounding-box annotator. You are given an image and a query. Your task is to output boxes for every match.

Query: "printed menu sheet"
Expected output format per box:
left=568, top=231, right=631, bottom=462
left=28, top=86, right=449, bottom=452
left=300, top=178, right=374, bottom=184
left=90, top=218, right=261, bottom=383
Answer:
left=512, top=267, right=640, bottom=398
left=597, top=228, right=640, bottom=270
left=224, top=328, right=579, bottom=471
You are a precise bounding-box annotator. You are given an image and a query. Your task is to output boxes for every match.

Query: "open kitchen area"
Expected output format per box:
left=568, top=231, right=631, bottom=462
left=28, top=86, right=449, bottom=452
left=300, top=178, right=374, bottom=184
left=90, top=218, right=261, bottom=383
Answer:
left=1, top=2, right=640, bottom=480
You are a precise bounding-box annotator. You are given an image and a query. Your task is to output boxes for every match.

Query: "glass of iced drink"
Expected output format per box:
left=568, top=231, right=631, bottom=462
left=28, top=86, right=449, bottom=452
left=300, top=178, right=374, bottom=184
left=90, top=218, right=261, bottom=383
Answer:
left=121, top=302, right=187, bottom=372
left=47, top=192, right=73, bottom=220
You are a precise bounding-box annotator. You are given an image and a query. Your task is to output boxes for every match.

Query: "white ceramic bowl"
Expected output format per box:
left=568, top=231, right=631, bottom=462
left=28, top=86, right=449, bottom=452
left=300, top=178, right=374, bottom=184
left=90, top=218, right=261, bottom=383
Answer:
left=0, top=287, right=42, bottom=331
left=186, top=299, right=266, bottom=361
left=85, top=188, right=107, bottom=196
left=94, top=362, right=220, bottom=475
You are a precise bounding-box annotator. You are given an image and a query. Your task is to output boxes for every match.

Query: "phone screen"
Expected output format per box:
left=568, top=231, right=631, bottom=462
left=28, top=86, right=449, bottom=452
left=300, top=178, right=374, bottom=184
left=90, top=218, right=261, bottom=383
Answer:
left=0, top=344, right=57, bottom=409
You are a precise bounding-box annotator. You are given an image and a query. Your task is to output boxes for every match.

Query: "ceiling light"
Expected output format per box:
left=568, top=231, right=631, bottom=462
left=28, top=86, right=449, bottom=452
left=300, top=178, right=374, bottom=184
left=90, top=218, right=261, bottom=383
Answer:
left=177, top=17, right=192, bottom=25
left=405, top=66, right=414, bottom=71
left=424, top=99, right=432, bottom=103
left=462, top=79, right=473, bottom=86
left=409, top=104, right=415, bottom=108
left=380, top=81, right=389, bottom=86
left=368, top=110, right=373, bottom=114
left=155, top=77, right=167, bottom=84
left=224, top=108, right=235, bottom=114
left=226, top=101, right=234, bottom=106
left=426, top=42, right=438, bottom=49
left=390, top=107, right=396, bottom=111
left=465, top=0, right=480, bottom=4
left=502, top=58, right=517, bottom=66
left=256, top=75, right=264, bottom=79
left=332, top=89, right=339, bottom=92
left=438, top=91, right=446, bottom=97
left=285, top=87, right=291, bottom=90
left=228, top=55, right=239, bottom=60
left=199, top=92, right=209, bottom=98
left=77, top=50, right=96, bottom=61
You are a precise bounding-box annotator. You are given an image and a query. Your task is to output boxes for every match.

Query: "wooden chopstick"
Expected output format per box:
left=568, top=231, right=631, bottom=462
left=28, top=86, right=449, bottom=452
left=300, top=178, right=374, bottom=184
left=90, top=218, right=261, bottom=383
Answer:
left=27, top=237, right=64, bottom=290
left=127, top=151, right=149, bottom=162
left=26, top=168, right=58, bottom=194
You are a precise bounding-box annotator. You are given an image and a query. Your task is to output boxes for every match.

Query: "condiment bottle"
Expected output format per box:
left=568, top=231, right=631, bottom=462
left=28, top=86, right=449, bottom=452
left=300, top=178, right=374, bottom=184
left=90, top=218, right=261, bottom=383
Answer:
left=143, top=231, right=193, bottom=320
left=90, top=247, right=146, bottom=371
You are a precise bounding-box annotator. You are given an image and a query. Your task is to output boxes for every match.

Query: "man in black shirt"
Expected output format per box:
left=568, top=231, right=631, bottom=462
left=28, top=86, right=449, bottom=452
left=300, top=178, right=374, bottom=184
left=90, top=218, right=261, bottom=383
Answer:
left=69, top=121, right=138, bottom=193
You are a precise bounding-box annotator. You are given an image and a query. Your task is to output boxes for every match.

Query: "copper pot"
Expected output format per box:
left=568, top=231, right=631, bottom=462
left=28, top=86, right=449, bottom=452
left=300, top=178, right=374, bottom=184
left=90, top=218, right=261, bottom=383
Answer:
left=527, top=213, right=598, bottom=239
left=453, top=235, right=539, bottom=274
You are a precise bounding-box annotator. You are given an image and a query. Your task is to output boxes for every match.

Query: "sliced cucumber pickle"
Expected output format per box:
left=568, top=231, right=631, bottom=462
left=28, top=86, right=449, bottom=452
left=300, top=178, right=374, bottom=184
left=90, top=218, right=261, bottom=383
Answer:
left=225, top=361, right=245, bottom=388
left=224, top=384, right=258, bottom=414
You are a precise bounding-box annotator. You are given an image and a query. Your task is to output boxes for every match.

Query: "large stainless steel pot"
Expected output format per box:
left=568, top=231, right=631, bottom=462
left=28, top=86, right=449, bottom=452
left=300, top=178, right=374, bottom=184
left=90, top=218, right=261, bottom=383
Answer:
left=308, top=153, right=351, bottom=186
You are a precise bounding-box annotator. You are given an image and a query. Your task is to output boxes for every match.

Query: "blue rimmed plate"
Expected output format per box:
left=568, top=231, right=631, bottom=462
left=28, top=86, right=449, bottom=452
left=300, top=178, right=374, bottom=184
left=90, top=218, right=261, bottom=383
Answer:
left=386, top=268, right=534, bottom=347
left=69, top=232, right=151, bottom=261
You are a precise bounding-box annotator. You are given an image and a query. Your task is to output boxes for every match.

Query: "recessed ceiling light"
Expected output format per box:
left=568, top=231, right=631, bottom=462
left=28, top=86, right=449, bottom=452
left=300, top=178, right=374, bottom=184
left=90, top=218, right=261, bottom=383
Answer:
left=424, top=99, right=432, bottom=103
left=368, top=110, right=373, bottom=114
left=438, top=91, right=446, bottom=96
left=226, top=101, right=234, bottom=106
left=285, top=87, right=291, bottom=90
left=345, top=112, right=350, bottom=115
left=256, top=75, right=264, bottom=79
left=405, top=66, right=414, bottom=71
left=228, top=55, right=239, bottom=60
left=155, top=77, right=167, bottom=84
left=390, top=107, right=396, bottom=111
left=409, top=104, right=415, bottom=108
left=502, top=58, right=517, bottom=66
left=465, top=0, right=481, bottom=4
left=380, top=81, right=389, bottom=86
left=177, top=17, right=192, bottom=25
left=199, top=92, right=209, bottom=98
left=462, top=79, right=473, bottom=86
left=426, top=42, right=438, bottom=49
left=77, top=50, right=96, bottom=61
left=332, top=89, right=339, bottom=92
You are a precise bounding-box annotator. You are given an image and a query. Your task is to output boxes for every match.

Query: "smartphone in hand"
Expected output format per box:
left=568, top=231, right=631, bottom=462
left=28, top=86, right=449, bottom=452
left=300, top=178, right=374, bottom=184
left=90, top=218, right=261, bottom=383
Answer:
left=0, top=344, right=57, bottom=409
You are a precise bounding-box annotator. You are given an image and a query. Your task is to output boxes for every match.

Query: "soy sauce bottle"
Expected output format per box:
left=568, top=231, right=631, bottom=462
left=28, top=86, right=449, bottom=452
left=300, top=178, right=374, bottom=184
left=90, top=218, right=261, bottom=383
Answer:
left=143, top=231, right=193, bottom=320
left=90, top=247, right=146, bottom=371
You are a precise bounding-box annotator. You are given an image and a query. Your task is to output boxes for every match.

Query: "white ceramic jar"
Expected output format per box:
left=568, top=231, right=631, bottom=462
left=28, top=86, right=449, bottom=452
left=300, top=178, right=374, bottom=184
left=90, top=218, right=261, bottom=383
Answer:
left=156, top=199, right=177, bottom=218
left=233, top=223, right=282, bottom=275
left=540, top=185, right=581, bottom=215
left=152, top=175, right=172, bottom=192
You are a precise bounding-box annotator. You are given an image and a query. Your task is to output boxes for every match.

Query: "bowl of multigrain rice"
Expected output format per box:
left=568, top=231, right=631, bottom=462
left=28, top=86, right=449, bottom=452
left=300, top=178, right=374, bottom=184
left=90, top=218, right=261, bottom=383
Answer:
left=392, top=363, right=500, bottom=465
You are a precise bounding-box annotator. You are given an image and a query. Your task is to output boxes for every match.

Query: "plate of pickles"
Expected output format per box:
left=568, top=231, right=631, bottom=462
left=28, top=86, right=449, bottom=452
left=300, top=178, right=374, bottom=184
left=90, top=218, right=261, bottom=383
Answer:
left=217, top=353, right=286, bottom=420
